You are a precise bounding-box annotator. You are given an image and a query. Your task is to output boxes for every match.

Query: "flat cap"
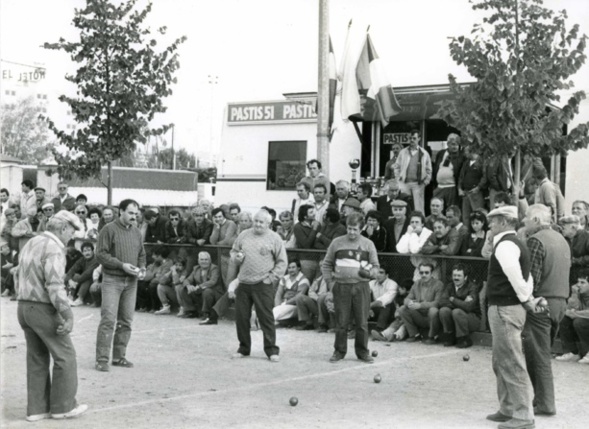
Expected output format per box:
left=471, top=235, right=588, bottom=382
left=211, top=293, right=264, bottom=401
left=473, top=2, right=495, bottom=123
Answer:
left=487, top=206, right=518, bottom=220
left=53, top=210, right=83, bottom=231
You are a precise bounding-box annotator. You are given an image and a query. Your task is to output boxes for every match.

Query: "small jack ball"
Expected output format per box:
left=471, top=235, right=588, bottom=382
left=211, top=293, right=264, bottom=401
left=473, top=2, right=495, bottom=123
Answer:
left=289, top=397, right=298, bottom=406
left=373, top=374, right=382, bottom=383
left=371, top=350, right=378, bottom=357
left=463, top=354, right=470, bottom=362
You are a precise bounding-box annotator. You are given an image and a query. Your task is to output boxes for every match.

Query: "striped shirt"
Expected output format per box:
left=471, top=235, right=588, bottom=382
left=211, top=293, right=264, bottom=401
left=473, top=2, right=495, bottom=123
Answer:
left=96, top=218, right=146, bottom=277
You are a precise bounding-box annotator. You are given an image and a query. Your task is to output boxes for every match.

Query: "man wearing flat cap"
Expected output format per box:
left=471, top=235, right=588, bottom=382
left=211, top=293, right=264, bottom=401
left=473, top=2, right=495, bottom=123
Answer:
left=37, top=203, right=55, bottom=232
left=383, top=199, right=410, bottom=253
left=17, top=210, right=88, bottom=421
left=559, top=215, right=589, bottom=286
left=34, top=187, right=50, bottom=211
left=484, top=205, right=536, bottom=429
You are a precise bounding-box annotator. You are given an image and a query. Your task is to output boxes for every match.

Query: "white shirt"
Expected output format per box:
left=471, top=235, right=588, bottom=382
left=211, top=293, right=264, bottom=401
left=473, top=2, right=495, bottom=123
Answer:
left=369, top=278, right=398, bottom=306
left=314, top=200, right=329, bottom=224
left=492, top=231, right=533, bottom=302
left=396, top=226, right=433, bottom=254
left=293, top=195, right=315, bottom=222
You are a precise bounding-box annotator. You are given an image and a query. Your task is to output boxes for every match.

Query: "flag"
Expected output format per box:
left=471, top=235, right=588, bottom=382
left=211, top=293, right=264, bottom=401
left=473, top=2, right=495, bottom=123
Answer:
left=339, top=21, right=364, bottom=121
left=328, top=37, right=337, bottom=136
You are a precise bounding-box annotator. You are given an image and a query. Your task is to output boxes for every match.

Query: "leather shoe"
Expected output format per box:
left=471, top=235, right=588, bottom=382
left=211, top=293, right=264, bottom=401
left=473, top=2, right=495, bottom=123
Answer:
left=179, top=312, right=198, bottom=319
left=199, top=318, right=217, bottom=325
left=486, top=411, right=511, bottom=422
left=456, top=336, right=473, bottom=348
left=406, top=334, right=422, bottom=343
left=329, top=353, right=344, bottom=363
left=95, top=361, right=110, bottom=372
left=357, top=354, right=374, bottom=364
left=533, top=407, right=555, bottom=417
left=498, top=418, right=535, bottom=429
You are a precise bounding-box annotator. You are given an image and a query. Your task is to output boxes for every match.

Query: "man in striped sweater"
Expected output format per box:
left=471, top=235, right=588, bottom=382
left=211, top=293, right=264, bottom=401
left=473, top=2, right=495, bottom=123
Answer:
left=322, top=212, right=380, bottom=364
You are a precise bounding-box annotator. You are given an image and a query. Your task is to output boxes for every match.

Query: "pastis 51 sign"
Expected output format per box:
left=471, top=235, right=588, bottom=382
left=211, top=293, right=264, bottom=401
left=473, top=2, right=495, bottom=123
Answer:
left=227, top=101, right=317, bottom=125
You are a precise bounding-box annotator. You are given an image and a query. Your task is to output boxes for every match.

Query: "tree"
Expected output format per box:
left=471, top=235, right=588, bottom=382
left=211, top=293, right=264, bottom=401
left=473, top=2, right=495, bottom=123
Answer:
left=0, top=96, right=51, bottom=163
left=438, top=0, right=589, bottom=181
left=43, top=0, right=186, bottom=204
left=146, top=147, right=196, bottom=170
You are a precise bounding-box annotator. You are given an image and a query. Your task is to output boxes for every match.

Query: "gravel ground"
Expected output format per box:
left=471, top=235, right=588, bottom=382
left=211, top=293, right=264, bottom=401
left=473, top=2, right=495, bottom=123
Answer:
left=1, top=297, right=587, bottom=429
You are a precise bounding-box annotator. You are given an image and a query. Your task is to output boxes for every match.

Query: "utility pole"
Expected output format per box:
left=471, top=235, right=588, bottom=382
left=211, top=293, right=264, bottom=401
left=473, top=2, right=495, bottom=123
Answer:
left=317, top=0, right=330, bottom=176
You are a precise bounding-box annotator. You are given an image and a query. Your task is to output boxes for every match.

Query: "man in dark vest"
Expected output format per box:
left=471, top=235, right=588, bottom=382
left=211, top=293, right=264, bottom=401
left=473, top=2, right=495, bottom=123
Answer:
left=485, top=206, right=536, bottom=429
left=522, top=204, right=571, bottom=417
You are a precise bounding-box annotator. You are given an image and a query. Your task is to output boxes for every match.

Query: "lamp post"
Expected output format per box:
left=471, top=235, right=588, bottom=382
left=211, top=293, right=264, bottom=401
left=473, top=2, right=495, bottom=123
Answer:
left=348, top=158, right=360, bottom=195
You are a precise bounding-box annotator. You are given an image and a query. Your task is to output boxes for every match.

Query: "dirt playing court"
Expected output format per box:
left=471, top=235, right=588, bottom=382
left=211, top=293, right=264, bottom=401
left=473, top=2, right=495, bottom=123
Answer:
left=1, top=298, right=587, bottom=429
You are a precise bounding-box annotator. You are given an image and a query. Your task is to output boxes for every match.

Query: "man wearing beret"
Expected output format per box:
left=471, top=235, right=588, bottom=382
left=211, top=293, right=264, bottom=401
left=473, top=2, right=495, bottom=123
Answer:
left=17, top=210, right=88, bottom=421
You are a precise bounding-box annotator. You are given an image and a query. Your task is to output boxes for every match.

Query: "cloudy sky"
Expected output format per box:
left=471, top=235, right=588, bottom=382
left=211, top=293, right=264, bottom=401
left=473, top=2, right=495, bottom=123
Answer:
left=2, top=0, right=588, bottom=158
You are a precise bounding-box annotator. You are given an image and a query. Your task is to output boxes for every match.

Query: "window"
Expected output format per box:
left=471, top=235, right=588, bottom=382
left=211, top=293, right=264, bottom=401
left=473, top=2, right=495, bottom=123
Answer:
left=266, top=141, right=307, bottom=190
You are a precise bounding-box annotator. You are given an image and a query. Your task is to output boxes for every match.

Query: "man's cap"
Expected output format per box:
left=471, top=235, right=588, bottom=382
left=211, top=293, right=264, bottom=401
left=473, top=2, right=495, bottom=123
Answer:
left=487, top=206, right=518, bottom=220
left=53, top=210, right=83, bottom=231
left=391, top=199, right=408, bottom=208
left=342, top=198, right=361, bottom=210
left=4, top=208, right=15, bottom=216
left=26, top=207, right=38, bottom=216
left=559, top=215, right=580, bottom=225
left=42, top=202, right=55, bottom=210
left=34, top=187, right=46, bottom=192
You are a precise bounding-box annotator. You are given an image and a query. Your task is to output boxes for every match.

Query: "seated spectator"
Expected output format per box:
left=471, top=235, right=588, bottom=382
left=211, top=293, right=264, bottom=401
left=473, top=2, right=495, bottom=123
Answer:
left=179, top=251, right=223, bottom=322
left=37, top=203, right=55, bottom=232
left=317, top=285, right=335, bottom=333
left=368, top=268, right=398, bottom=332
left=293, top=204, right=321, bottom=282
left=292, top=181, right=315, bottom=221
left=341, top=197, right=362, bottom=225
left=421, top=216, right=462, bottom=256
left=155, top=256, right=185, bottom=315
left=0, top=239, right=15, bottom=297
left=165, top=209, right=186, bottom=244
left=73, top=204, right=94, bottom=243
left=295, top=260, right=329, bottom=331
left=460, top=210, right=488, bottom=257
left=65, top=241, right=100, bottom=306
left=398, top=262, right=444, bottom=343
left=314, top=208, right=346, bottom=250
left=361, top=210, right=387, bottom=252
left=144, top=209, right=169, bottom=244
left=136, top=245, right=173, bottom=312
left=425, top=198, right=444, bottom=231
left=261, top=206, right=281, bottom=232
left=383, top=200, right=411, bottom=253
left=572, top=200, right=589, bottom=231
left=184, top=205, right=213, bottom=246
left=436, top=263, right=481, bottom=348
left=560, top=215, right=589, bottom=287
left=277, top=210, right=296, bottom=248
left=556, top=269, right=589, bottom=364
left=371, top=279, right=413, bottom=341
left=357, top=183, right=376, bottom=215
left=376, top=179, right=413, bottom=220
left=205, top=278, right=240, bottom=326
left=197, top=199, right=214, bottom=220
left=273, top=260, right=310, bottom=323
left=89, top=265, right=102, bottom=307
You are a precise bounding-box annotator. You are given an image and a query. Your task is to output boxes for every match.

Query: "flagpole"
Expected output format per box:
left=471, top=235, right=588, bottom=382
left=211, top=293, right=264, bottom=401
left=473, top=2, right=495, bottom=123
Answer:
left=317, top=0, right=330, bottom=176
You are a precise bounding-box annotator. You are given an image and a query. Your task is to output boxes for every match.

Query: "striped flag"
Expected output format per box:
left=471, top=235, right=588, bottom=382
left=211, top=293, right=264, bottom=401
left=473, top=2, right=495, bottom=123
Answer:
left=328, top=37, right=337, bottom=138
left=339, top=21, right=364, bottom=122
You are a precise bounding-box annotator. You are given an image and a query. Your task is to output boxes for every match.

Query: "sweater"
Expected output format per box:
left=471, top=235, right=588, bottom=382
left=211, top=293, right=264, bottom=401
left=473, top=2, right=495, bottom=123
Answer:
left=231, top=229, right=287, bottom=284
left=314, top=222, right=346, bottom=250
left=527, top=227, right=570, bottom=299
left=210, top=219, right=238, bottom=246
left=438, top=280, right=481, bottom=316
left=64, top=255, right=99, bottom=285
left=96, top=218, right=146, bottom=277
left=322, top=235, right=379, bottom=284
left=404, top=277, right=444, bottom=309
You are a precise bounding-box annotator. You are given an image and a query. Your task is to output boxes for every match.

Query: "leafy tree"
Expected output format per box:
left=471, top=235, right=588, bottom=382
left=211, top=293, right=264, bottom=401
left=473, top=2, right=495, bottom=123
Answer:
left=0, top=96, right=51, bottom=163
left=438, top=0, right=589, bottom=181
left=43, top=0, right=186, bottom=203
left=147, top=147, right=196, bottom=170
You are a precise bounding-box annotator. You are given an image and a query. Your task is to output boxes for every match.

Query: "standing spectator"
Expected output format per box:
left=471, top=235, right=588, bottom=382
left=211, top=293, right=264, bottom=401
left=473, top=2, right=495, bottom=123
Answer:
left=17, top=210, right=87, bottom=421
left=383, top=200, right=410, bottom=253
left=398, top=262, right=444, bottom=343
left=446, top=205, right=469, bottom=241
left=436, top=263, right=480, bottom=347
left=357, top=183, right=376, bottom=215
left=230, top=210, right=287, bottom=361
left=95, top=199, right=146, bottom=372
left=376, top=179, right=413, bottom=220
left=144, top=209, right=169, bottom=244
left=34, top=187, right=50, bottom=211
left=236, top=211, right=254, bottom=234
left=293, top=205, right=320, bottom=282
left=1, top=207, right=19, bottom=254
left=228, top=203, right=241, bottom=224
left=484, top=205, right=535, bottom=427
left=329, top=180, right=350, bottom=214
left=461, top=211, right=488, bottom=257
left=277, top=210, right=297, bottom=249
left=65, top=241, right=99, bottom=307
left=76, top=194, right=88, bottom=206
left=533, top=165, right=565, bottom=224
left=486, top=155, right=514, bottom=209
left=98, top=206, right=115, bottom=232
left=210, top=207, right=238, bottom=246
left=322, top=212, right=380, bottom=364
left=302, top=159, right=331, bottom=197
left=273, top=260, right=310, bottom=323
left=522, top=204, right=571, bottom=417
left=458, top=146, right=486, bottom=225
left=368, top=268, right=398, bottom=332
left=86, top=207, right=101, bottom=240
left=51, top=182, right=76, bottom=212
left=384, top=142, right=403, bottom=180
left=14, top=180, right=36, bottom=220
left=291, top=182, right=315, bottom=221
left=184, top=205, right=213, bottom=246
left=556, top=269, right=589, bottom=364
left=425, top=197, right=444, bottom=231
left=12, top=207, right=39, bottom=251
left=393, top=129, right=432, bottom=214
left=313, top=208, right=346, bottom=250
left=432, top=133, right=464, bottom=209
left=361, top=210, right=387, bottom=252
left=571, top=200, right=589, bottom=231
left=312, top=184, right=330, bottom=225
left=559, top=215, right=589, bottom=287
left=0, top=188, right=10, bottom=213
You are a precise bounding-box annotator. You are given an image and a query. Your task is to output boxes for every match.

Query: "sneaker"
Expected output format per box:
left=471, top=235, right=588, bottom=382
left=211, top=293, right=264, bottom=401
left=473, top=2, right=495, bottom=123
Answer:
left=25, top=413, right=51, bottom=422
left=1, top=289, right=11, bottom=297
left=357, top=354, right=375, bottom=364
left=497, top=418, right=535, bottom=429
left=371, top=329, right=388, bottom=342
left=112, top=358, right=134, bottom=368
left=579, top=355, right=589, bottom=365
left=269, top=354, right=280, bottom=362
left=232, top=352, right=247, bottom=359
left=405, top=334, right=422, bottom=343
left=95, top=361, right=109, bottom=372
left=199, top=318, right=217, bottom=325
left=329, top=353, right=344, bottom=363
left=555, top=352, right=580, bottom=362
left=155, top=305, right=171, bottom=315
left=71, top=298, right=84, bottom=307
left=177, top=307, right=186, bottom=317
left=51, top=404, right=88, bottom=419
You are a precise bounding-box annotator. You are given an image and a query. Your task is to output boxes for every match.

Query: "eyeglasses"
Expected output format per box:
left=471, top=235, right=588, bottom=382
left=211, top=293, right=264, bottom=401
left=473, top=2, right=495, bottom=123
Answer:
left=43, top=208, right=54, bottom=212
left=419, top=271, right=431, bottom=275
left=75, top=211, right=86, bottom=215
left=170, top=218, right=180, bottom=222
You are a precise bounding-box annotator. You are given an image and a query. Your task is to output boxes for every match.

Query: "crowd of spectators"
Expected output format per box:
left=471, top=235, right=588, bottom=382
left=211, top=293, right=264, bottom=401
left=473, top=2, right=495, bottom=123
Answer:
left=1, top=135, right=588, bottom=363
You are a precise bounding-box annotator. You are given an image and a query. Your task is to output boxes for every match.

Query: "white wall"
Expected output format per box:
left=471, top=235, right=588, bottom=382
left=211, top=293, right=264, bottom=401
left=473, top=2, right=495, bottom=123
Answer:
left=0, top=165, right=23, bottom=194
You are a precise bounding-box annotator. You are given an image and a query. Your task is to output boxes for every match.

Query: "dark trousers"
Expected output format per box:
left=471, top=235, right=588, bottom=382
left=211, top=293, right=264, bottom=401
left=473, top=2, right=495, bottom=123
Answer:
left=212, top=292, right=233, bottom=320
left=75, top=280, right=93, bottom=303
left=17, top=301, right=78, bottom=416
left=399, top=306, right=439, bottom=338
left=370, top=303, right=394, bottom=330
left=235, top=281, right=279, bottom=357
left=522, top=298, right=566, bottom=414
left=559, top=316, right=589, bottom=358
left=332, top=282, right=370, bottom=358
left=202, top=288, right=223, bottom=317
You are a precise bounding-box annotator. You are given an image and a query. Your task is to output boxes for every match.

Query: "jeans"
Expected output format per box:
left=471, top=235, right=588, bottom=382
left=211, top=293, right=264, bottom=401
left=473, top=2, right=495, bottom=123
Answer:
left=157, top=284, right=179, bottom=307
left=370, top=303, right=394, bottom=330
left=332, top=282, right=370, bottom=358
left=235, top=281, right=279, bottom=357
left=399, top=306, right=439, bottom=338
left=18, top=301, right=78, bottom=415
left=438, top=307, right=480, bottom=337
left=522, top=298, right=566, bottom=414
left=96, top=274, right=137, bottom=363
left=559, top=316, right=589, bottom=358
left=398, top=181, right=425, bottom=214
left=488, top=304, right=533, bottom=421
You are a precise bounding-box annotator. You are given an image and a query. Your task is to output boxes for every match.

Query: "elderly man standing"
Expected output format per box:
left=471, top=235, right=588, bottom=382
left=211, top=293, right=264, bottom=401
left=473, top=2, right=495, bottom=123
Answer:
left=522, top=204, right=571, bottom=417
left=559, top=215, right=589, bottom=286
left=485, top=206, right=536, bottom=429
left=95, top=199, right=146, bottom=372
left=230, top=210, right=287, bottom=362
left=51, top=182, right=76, bottom=213
left=17, top=210, right=88, bottom=422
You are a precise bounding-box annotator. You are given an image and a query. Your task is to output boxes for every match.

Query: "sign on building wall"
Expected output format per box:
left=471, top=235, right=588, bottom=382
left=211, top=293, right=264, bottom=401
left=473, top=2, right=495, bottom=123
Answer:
left=383, top=133, right=411, bottom=145
left=227, top=101, right=317, bottom=125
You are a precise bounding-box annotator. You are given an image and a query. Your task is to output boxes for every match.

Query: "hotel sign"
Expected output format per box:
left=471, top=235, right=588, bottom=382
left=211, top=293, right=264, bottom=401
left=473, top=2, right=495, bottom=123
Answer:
left=227, top=101, right=317, bottom=125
